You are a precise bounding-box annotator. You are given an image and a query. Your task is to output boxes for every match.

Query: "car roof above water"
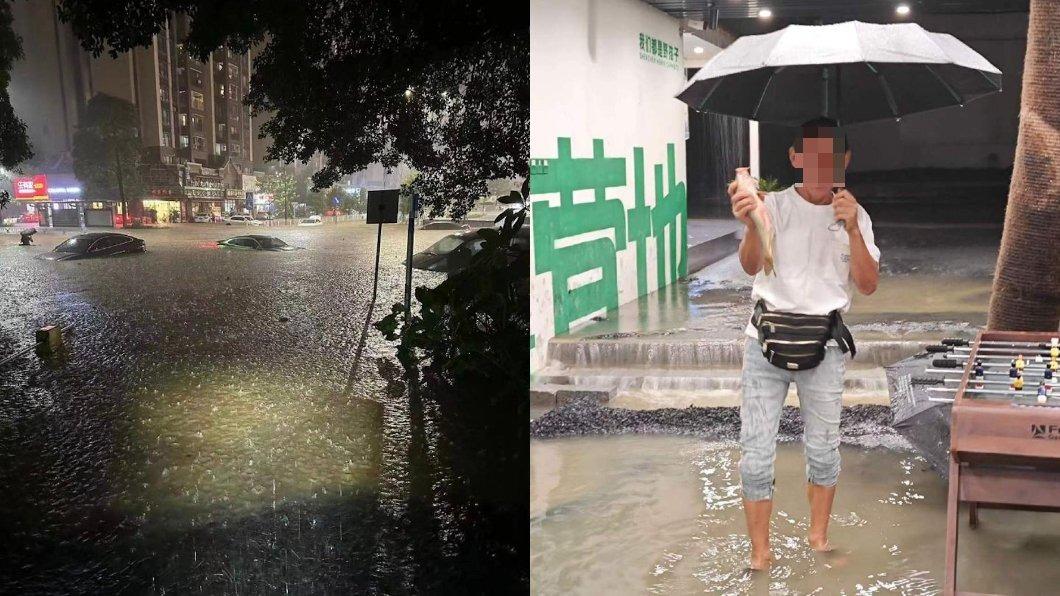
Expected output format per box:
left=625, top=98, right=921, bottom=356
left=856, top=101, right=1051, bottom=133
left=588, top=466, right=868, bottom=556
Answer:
left=72, top=232, right=134, bottom=240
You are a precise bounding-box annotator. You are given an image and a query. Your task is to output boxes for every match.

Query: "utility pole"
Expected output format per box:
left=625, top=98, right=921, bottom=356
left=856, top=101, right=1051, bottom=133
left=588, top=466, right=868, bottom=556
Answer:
left=404, top=191, right=417, bottom=320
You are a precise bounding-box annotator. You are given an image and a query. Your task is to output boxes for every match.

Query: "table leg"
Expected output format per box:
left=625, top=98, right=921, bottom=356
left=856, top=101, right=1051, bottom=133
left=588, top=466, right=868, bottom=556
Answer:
left=944, top=457, right=960, bottom=596
left=969, top=502, right=979, bottom=528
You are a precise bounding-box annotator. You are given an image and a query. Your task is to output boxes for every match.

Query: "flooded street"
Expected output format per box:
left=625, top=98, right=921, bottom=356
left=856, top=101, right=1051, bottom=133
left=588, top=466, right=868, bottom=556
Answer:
left=531, top=435, right=1060, bottom=595
left=0, top=222, right=477, bottom=593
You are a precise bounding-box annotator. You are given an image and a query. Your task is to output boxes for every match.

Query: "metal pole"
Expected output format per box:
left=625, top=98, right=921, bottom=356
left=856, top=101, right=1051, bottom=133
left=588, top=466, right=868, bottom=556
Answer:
left=372, top=222, right=382, bottom=300
left=404, top=191, right=417, bottom=320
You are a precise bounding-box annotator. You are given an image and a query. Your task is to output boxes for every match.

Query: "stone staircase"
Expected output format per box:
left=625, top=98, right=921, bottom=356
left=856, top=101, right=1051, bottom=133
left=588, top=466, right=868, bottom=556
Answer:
left=530, top=335, right=927, bottom=409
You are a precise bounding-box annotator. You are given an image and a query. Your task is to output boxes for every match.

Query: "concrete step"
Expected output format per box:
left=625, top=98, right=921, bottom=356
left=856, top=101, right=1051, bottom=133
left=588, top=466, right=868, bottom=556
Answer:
left=546, top=337, right=926, bottom=370
left=534, top=365, right=889, bottom=396
left=529, top=382, right=617, bottom=409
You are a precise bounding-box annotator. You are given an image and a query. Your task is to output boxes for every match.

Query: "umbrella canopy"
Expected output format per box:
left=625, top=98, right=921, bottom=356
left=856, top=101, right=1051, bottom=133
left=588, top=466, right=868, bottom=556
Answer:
left=677, top=21, right=1002, bottom=126
left=886, top=351, right=952, bottom=478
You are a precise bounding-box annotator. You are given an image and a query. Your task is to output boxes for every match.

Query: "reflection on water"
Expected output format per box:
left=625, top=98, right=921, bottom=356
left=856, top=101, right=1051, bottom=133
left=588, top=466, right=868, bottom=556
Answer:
left=0, top=224, right=523, bottom=593
left=531, top=435, right=1060, bottom=595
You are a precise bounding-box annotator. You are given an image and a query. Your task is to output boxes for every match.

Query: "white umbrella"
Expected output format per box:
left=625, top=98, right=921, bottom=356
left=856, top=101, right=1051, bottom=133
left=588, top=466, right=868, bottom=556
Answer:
left=677, top=21, right=1002, bottom=125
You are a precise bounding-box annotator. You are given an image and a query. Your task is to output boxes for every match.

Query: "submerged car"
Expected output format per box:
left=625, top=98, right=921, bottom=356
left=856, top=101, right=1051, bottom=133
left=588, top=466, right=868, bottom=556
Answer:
left=420, top=219, right=470, bottom=231
left=410, top=226, right=529, bottom=273
left=217, top=235, right=300, bottom=251
left=297, top=216, right=323, bottom=227
left=42, top=232, right=145, bottom=261
left=192, top=213, right=212, bottom=223
left=225, top=214, right=262, bottom=226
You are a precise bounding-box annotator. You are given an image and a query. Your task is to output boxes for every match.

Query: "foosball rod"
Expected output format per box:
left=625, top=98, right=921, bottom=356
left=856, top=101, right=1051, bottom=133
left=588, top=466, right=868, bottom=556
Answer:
left=929, top=359, right=1051, bottom=371
left=933, top=351, right=1057, bottom=363
left=924, top=368, right=1055, bottom=378
left=930, top=346, right=1059, bottom=358
left=939, top=338, right=1059, bottom=348
left=942, top=377, right=1053, bottom=387
left=927, top=386, right=1056, bottom=398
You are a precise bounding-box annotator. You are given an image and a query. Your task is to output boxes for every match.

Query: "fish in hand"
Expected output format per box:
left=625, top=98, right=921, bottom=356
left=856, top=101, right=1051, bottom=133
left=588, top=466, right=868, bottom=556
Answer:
left=729, top=167, right=776, bottom=275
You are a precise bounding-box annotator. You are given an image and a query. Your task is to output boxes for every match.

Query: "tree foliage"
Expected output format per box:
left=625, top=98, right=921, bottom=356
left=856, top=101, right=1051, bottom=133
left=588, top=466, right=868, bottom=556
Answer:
left=71, top=93, right=144, bottom=209
left=55, top=0, right=528, bottom=218
left=374, top=180, right=529, bottom=589
left=258, top=168, right=298, bottom=222
left=376, top=178, right=529, bottom=393
left=0, top=0, right=34, bottom=208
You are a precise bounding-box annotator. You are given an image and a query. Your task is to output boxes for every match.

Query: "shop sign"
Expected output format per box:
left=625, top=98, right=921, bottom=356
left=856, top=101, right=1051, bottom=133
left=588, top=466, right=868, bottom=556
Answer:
left=638, top=33, right=681, bottom=70
left=13, top=175, right=48, bottom=201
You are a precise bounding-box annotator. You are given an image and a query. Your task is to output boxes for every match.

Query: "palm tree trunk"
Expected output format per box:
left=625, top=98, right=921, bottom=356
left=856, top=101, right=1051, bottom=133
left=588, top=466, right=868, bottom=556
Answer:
left=988, top=0, right=1060, bottom=331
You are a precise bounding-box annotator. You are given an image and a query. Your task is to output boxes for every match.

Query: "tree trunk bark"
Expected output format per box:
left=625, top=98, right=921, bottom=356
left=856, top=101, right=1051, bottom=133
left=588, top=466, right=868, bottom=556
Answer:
left=988, top=0, right=1060, bottom=331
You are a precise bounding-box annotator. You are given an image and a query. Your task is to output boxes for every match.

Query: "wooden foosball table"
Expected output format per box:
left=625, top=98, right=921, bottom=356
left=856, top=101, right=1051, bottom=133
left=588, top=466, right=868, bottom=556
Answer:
left=928, top=331, right=1060, bottom=595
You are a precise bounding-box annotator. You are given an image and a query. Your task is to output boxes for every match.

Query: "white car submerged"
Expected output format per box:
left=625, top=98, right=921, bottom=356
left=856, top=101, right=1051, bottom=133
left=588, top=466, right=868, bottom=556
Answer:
left=226, top=214, right=262, bottom=226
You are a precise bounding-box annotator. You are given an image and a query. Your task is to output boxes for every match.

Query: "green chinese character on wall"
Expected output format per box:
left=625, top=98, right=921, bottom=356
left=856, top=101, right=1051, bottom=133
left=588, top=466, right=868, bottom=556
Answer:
left=531, top=138, right=627, bottom=335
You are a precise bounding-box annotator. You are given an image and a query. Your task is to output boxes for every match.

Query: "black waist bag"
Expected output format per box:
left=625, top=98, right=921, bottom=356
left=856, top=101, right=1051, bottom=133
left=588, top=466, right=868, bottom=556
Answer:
left=751, top=300, right=856, bottom=371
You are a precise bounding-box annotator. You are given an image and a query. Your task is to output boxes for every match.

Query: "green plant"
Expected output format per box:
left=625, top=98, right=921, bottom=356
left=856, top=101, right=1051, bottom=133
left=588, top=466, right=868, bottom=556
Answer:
left=72, top=93, right=144, bottom=220
left=374, top=178, right=528, bottom=591
left=758, top=176, right=784, bottom=193
left=376, top=179, right=528, bottom=388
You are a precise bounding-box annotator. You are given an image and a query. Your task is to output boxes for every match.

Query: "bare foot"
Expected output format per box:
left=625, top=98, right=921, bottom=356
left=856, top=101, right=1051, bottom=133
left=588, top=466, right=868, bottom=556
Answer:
left=808, top=535, right=834, bottom=552
left=749, top=552, right=773, bottom=570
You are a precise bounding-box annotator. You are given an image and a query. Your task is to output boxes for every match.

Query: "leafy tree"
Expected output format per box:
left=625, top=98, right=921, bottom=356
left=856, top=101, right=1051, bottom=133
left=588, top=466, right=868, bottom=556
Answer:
left=0, top=1, right=34, bottom=208
left=259, top=169, right=297, bottom=223
left=375, top=180, right=529, bottom=589
left=71, top=93, right=144, bottom=223
left=54, top=0, right=527, bottom=219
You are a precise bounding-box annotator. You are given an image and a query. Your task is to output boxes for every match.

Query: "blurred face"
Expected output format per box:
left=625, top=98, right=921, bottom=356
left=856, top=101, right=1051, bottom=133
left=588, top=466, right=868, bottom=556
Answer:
left=789, top=129, right=850, bottom=188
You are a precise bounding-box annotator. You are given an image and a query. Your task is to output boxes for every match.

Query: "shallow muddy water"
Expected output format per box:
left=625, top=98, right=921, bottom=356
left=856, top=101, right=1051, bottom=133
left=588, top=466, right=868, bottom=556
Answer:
left=531, top=435, right=1060, bottom=595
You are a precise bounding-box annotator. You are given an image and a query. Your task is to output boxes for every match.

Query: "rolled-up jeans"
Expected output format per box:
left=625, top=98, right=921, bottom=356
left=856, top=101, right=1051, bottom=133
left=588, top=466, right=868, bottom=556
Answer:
left=739, top=338, right=845, bottom=501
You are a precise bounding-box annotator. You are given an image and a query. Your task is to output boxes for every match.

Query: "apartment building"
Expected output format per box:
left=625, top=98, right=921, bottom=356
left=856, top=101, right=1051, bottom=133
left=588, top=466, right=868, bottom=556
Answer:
left=9, top=2, right=260, bottom=223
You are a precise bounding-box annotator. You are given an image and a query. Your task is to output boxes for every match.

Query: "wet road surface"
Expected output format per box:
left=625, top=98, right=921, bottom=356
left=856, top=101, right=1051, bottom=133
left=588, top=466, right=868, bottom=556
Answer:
left=531, top=435, right=1060, bottom=595
left=0, top=222, right=473, bottom=593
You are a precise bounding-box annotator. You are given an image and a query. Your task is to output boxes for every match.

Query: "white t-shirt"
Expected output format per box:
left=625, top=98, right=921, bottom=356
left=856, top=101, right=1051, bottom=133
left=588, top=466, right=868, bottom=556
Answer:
left=743, top=185, right=881, bottom=339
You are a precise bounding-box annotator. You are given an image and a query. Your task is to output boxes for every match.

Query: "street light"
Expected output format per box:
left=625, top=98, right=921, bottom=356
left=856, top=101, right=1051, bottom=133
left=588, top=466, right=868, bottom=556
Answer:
left=758, top=8, right=772, bottom=18
left=896, top=4, right=911, bottom=16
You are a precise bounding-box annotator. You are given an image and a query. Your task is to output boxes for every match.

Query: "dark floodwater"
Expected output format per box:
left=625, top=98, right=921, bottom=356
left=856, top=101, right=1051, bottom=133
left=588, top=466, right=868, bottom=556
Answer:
left=0, top=223, right=515, bottom=594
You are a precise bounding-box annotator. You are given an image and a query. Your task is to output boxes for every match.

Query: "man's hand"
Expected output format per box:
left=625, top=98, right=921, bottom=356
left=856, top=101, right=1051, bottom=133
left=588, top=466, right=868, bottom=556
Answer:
left=833, top=190, right=859, bottom=232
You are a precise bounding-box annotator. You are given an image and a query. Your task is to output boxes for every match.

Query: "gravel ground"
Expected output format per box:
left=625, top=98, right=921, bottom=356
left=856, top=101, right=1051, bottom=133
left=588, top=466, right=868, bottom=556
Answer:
left=530, top=398, right=913, bottom=451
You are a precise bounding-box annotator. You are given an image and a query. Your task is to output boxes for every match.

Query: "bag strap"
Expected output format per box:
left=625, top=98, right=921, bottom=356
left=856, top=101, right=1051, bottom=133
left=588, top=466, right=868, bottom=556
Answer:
left=830, top=310, right=857, bottom=358
left=753, top=300, right=767, bottom=348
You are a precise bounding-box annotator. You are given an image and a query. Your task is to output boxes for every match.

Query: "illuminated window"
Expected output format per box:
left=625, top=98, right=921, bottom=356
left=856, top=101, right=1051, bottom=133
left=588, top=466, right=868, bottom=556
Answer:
left=191, top=91, right=205, bottom=110
left=179, top=113, right=187, bottom=126
left=180, top=135, right=189, bottom=148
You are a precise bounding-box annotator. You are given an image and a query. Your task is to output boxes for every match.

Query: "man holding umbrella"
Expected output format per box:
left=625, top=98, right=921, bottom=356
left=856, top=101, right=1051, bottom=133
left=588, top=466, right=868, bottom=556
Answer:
left=678, top=19, right=1002, bottom=570
left=729, top=118, right=879, bottom=568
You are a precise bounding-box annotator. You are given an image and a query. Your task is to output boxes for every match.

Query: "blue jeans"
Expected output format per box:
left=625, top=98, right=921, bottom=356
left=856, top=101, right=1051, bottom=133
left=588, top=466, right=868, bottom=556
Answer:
left=739, top=338, right=845, bottom=501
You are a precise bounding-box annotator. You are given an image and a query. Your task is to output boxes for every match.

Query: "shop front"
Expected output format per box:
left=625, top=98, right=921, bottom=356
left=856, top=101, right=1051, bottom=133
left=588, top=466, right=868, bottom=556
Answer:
left=10, top=173, right=117, bottom=227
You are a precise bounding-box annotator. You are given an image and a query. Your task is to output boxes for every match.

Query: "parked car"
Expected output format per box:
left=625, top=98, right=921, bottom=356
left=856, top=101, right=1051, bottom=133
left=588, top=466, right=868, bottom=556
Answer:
left=225, top=214, right=262, bottom=226
left=193, top=213, right=212, bottom=223
left=41, top=232, right=145, bottom=261
left=217, top=235, right=300, bottom=251
left=420, top=219, right=470, bottom=231
left=410, top=226, right=528, bottom=273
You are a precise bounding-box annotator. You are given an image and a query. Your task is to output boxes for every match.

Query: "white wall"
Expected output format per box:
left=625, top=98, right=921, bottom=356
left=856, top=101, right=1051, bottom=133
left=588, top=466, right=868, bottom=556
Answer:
left=530, top=0, right=688, bottom=372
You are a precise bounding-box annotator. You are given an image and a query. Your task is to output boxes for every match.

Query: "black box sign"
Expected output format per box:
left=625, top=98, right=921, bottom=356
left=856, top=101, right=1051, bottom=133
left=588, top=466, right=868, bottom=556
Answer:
left=367, top=189, right=400, bottom=224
